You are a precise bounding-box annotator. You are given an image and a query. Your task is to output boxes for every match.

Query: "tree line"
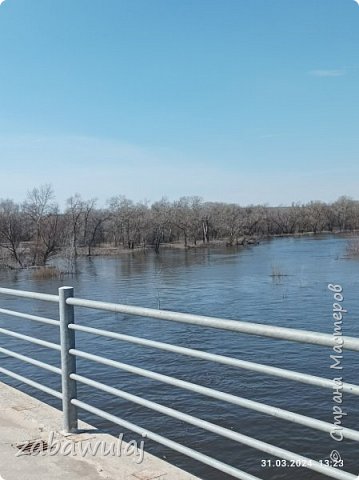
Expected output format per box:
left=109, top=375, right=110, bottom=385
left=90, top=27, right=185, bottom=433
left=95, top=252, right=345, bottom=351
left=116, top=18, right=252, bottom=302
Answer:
left=0, top=185, right=357, bottom=268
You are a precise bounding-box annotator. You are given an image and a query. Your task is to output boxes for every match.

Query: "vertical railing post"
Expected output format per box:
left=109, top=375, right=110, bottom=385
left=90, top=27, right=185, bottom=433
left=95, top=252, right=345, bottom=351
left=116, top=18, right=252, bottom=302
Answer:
left=59, top=286, right=78, bottom=433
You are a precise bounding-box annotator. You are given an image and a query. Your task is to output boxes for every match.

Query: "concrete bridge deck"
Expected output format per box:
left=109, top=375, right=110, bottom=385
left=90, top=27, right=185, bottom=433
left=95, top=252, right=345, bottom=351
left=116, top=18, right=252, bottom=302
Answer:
left=0, top=382, right=200, bottom=480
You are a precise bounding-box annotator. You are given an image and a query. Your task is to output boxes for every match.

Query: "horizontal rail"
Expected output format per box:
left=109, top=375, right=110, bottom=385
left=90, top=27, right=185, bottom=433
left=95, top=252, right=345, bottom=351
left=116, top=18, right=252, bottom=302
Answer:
left=0, top=327, right=61, bottom=351
left=67, top=297, right=359, bottom=351
left=72, top=398, right=262, bottom=480
left=72, top=388, right=355, bottom=480
left=0, top=307, right=60, bottom=326
left=0, top=367, right=62, bottom=399
left=1, top=286, right=358, bottom=480
left=0, top=287, right=59, bottom=303
left=70, top=349, right=359, bottom=441
left=0, top=347, right=61, bottom=375
left=70, top=324, right=359, bottom=395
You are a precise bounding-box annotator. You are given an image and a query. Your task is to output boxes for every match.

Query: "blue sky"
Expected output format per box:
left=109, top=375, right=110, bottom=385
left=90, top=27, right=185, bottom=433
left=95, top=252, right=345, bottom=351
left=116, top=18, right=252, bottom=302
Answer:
left=0, top=0, right=358, bottom=207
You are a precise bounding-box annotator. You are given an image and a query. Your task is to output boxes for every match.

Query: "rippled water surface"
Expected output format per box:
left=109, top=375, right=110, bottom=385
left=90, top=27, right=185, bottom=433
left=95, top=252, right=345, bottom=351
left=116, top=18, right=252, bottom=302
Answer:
left=1, top=235, right=359, bottom=479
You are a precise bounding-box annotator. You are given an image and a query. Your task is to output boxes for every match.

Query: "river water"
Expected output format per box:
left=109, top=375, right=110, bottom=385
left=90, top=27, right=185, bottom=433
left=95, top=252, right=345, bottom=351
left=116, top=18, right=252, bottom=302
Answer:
left=0, top=234, right=358, bottom=479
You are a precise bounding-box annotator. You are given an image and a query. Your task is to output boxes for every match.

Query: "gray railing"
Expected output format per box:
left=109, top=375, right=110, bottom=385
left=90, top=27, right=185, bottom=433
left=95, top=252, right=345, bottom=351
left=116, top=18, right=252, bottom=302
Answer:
left=0, top=286, right=358, bottom=480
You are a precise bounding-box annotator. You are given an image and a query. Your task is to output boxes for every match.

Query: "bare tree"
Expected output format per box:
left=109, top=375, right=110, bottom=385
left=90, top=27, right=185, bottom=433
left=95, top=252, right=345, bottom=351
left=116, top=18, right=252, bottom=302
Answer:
left=0, top=200, right=25, bottom=267
left=150, top=198, right=171, bottom=253
left=65, top=194, right=85, bottom=257
left=304, top=201, right=329, bottom=233
left=84, top=208, right=109, bottom=256
left=23, top=185, right=60, bottom=266
left=333, top=196, right=358, bottom=232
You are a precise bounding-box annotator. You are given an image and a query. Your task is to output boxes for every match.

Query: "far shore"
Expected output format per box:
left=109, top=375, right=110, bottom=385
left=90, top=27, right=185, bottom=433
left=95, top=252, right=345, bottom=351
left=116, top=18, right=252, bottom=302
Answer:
left=1, top=230, right=358, bottom=274
left=75, top=230, right=359, bottom=258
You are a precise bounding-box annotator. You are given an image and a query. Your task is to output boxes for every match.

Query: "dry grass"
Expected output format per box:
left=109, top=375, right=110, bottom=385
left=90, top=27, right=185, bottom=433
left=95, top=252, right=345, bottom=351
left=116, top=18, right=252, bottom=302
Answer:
left=346, top=238, right=359, bottom=257
left=32, top=267, right=62, bottom=280
left=270, top=265, right=286, bottom=278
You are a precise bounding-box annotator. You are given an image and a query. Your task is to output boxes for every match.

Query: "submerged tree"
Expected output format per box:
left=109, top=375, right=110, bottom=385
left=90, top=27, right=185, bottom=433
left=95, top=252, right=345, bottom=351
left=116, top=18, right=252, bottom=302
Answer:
left=0, top=200, right=25, bottom=267
left=22, top=185, right=60, bottom=266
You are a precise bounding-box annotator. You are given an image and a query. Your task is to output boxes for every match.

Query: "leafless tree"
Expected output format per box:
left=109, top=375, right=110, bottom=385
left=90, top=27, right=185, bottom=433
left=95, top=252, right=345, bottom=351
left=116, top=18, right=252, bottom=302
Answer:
left=0, top=200, right=25, bottom=267
left=65, top=194, right=85, bottom=257
left=23, top=185, right=60, bottom=266
left=84, top=208, right=109, bottom=256
left=149, top=198, right=172, bottom=253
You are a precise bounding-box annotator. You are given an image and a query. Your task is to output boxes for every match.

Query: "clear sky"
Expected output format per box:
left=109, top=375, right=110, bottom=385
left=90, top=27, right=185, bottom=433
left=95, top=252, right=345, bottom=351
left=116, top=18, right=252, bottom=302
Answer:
left=0, top=0, right=358, bottom=207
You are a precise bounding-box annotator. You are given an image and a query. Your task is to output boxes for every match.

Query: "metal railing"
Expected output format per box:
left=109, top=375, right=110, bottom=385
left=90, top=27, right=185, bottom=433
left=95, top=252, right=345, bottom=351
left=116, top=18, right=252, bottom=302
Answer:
left=0, top=285, right=358, bottom=480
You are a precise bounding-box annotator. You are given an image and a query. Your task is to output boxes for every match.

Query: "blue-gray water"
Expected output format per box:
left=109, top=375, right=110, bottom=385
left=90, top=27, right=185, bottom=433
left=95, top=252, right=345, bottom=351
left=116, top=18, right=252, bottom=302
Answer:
left=0, top=235, right=358, bottom=479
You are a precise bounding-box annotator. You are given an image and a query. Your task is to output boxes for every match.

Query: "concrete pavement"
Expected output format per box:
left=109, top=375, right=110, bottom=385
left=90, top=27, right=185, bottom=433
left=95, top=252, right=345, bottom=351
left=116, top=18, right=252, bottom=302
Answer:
left=0, top=381, right=201, bottom=480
